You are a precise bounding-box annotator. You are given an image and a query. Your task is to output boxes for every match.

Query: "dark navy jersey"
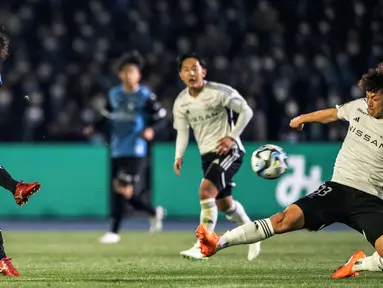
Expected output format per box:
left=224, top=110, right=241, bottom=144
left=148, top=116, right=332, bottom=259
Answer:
left=107, top=84, right=166, bottom=158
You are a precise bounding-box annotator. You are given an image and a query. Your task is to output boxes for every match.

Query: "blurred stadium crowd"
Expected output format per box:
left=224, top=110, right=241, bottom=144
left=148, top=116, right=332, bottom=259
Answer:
left=0, top=0, right=382, bottom=143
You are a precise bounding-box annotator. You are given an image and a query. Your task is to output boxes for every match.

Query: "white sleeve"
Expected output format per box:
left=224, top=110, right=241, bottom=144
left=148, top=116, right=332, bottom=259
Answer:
left=336, top=99, right=362, bottom=121
left=173, top=101, right=189, bottom=159
left=173, top=102, right=189, bottom=130
left=221, top=90, right=253, bottom=139
left=175, top=129, right=189, bottom=159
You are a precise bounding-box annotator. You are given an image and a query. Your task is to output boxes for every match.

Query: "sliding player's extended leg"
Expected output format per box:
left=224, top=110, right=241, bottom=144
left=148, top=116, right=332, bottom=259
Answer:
left=196, top=204, right=305, bottom=257
left=197, top=181, right=351, bottom=257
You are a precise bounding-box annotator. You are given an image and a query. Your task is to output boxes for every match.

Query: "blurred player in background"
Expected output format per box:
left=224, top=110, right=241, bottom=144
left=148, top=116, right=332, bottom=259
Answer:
left=173, top=53, right=261, bottom=261
left=86, top=52, right=166, bottom=244
left=196, top=63, right=383, bottom=278
left=0, top=27, right=41, bottom=276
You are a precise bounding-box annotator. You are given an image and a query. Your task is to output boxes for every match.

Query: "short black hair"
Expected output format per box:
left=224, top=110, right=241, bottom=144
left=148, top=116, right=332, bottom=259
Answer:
left=0, top=26, right=9, bottom=61
left=358, top=63, right=383, bottom=93
left=116, top=51, right=144, bottom=72
left=177, top=52, right=206, bottom=71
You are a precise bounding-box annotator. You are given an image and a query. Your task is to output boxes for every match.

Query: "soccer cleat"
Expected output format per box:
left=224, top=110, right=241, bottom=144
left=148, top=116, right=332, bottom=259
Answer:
left=0, top=257, right=21, bottom=276
left=149, top=206, right=165, bottom=233
left=14, top=181, right=40, bottom=206
left=99, top=232, right=121, bottom=244
left=331, top=250, right=366, bottom=279
left=248, top=242, right=261, bottom=261
left=180, top=241, right=207, bottom=260
left=195, top=224, right=220, bottom=258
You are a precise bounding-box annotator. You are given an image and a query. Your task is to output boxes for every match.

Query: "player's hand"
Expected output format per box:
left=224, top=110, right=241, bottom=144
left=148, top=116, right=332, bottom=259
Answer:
left=174, top=158, right=183, bottom=176
left=83, top=125, right=94, bottom=137
left=142, top=127, right=154, bottom=141
left=216, top=136, right=234, bottom=155
left=289, top=116, right=305, bottom=131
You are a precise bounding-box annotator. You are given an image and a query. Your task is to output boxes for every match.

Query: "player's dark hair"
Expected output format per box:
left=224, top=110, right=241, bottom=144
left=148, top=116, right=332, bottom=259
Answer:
left=358, top=63, right=383, bottom=93
left=0, top=26, right=9, bottom=61
left=116, top=51, right=144, bottom=72
left=177, top=52, right=207, bottom=71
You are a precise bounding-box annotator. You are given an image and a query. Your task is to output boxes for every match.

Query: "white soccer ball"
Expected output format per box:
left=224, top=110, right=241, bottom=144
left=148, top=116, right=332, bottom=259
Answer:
left=251, top=144, right=288, bottom=180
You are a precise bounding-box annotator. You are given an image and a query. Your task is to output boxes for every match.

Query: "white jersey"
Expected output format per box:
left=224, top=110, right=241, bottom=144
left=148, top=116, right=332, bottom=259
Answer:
left=333, top=98, right=383, bottom=198
left=173, top=81, right=248, bottom=155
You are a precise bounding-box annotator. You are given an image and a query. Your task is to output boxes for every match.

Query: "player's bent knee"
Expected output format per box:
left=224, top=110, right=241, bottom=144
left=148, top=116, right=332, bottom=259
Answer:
left=270, top=204, right=305, bottom=234
left=113, top=179, right=133, bottom=198
left=199, top=178, right=219, bottom=200
left=374, top=235, right=383, bottom=257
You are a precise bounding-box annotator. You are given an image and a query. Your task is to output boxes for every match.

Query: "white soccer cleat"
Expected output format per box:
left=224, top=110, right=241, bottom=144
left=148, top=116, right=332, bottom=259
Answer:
left=247, top=242, right=261, bottom=261
left=149, top=206, right=165, bottom=233
left=180, top=242, right=207, bottom=260
left=99, top=232, right=121, bottom=244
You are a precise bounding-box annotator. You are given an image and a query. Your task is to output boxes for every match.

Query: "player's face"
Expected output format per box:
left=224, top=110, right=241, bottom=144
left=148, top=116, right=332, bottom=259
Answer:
left=118, top=64, right=141, bottom=87
left=366, top=91, right=383, bottom=118
left=179, top=58, right=206, bottom=89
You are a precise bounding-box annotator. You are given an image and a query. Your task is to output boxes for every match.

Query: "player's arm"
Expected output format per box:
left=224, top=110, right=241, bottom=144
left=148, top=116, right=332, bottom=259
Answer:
left=143, top=93, right=167, bottom=140
left=220, top=90, right=253, bottom=139
left=83, top=92, right=112, bottom=138
left=290, top=106, right=345, bottom=130
left=173, top=102, right=190, bottom=176
left=216, top=89, right=253, bottom=154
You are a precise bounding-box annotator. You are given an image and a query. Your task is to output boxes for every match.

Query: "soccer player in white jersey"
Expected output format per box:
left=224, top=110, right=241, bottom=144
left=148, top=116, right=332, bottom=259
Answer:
left=173, top=53, right=261, bottom=261
left=196, top=63, right=383, bottom=278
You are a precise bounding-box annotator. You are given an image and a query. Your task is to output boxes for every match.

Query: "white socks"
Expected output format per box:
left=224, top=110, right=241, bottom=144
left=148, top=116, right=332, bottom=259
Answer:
left=217, top=218, right=274, bottom=250
left=200, top=198, right=218, bottom=232
left=352, top=252, right=383, bottom=272
left=224, top=200, right=251, bottom=225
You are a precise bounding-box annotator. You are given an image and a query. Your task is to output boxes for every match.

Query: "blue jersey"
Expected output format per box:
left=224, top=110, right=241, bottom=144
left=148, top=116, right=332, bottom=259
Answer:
left=108, top=84, right=166, bottom=158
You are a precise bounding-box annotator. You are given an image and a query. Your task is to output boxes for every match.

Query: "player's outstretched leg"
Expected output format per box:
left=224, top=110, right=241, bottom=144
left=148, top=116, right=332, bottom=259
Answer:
left=180, top=179, right=218, bottom=260
left=218, top=196, right=261, bottom=261
left=0, top=230, right=20, bottom=276
left=0, top=165, right=40, bottom=206
left=196, top=204, right=304, bottom=257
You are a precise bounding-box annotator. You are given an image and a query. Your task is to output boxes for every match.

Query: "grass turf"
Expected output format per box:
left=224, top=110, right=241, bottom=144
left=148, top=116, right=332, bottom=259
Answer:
left=0, top=230, right=380, bottom=287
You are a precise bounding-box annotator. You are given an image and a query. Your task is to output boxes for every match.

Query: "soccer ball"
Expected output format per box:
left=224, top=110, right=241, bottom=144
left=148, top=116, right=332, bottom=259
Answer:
left=251, top=144, right=288, bottom=180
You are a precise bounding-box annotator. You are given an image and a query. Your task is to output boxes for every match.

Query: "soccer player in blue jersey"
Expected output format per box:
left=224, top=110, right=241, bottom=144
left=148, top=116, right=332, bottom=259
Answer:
left=0, top=27, right=41, bottom=276
left=92, top=52, right=167, bottom=243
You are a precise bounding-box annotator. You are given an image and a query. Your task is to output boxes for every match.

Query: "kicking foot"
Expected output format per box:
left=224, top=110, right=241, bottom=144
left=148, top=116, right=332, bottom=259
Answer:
left=14, top=181, right=40, bottom=206
left=195, top=224, right=220, bottom=258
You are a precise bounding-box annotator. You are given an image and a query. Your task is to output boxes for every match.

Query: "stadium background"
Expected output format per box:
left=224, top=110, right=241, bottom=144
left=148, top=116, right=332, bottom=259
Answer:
left=0, top=1, right=383, bottom=287
left=0, top=0, right=380, bottom=221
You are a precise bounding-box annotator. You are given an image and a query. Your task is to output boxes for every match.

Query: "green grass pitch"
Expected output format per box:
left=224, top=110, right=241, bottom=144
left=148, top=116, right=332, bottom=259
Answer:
left=0, top=230, right=381, bottom=287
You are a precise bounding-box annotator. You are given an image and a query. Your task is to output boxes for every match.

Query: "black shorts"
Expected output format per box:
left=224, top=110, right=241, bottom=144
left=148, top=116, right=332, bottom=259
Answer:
left=201, top=148, right=244, bottom=199
left=294, top=181, right=383, bottom=246
left=111, top=157, right=146, bottom=192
